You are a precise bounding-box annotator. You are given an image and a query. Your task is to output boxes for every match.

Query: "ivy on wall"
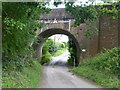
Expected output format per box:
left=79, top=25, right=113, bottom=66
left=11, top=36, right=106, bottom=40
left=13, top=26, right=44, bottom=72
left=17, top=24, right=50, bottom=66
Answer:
left=64, top=1, right=120, bottom=64
left=65, top=1, right=120, bottom=39
left=98, top=2, right=120, bottom=19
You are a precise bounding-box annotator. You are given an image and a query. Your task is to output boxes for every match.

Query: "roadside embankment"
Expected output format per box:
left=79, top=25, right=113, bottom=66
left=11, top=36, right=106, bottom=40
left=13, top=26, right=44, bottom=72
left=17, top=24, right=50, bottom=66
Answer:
left=72, top=47, right=120, bottom=88
left=2, top=59, right=42, bottom=88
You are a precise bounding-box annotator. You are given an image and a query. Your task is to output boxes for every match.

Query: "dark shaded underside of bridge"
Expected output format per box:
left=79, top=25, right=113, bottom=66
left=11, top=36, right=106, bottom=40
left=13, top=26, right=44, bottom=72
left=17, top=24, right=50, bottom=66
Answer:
left=33, top=28, right=81, bottom=65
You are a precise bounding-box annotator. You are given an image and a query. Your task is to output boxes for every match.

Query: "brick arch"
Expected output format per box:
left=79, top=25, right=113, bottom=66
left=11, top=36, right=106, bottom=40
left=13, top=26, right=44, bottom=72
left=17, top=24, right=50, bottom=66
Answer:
left=33, top=28, right=81, bottom=65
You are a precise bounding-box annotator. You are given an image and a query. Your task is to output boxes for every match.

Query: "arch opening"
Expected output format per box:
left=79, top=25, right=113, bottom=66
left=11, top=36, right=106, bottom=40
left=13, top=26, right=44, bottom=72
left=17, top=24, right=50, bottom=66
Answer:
left=33, top=28, right=81, bottom=66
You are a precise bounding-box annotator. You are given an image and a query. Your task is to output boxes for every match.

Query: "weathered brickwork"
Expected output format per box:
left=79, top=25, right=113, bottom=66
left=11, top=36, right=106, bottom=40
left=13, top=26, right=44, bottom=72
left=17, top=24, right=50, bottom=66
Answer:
left=98, top=15, right=119, bottom=51
left=33, top=8, right=119, bottom=64
left=77, top=15, right=119, bottom=59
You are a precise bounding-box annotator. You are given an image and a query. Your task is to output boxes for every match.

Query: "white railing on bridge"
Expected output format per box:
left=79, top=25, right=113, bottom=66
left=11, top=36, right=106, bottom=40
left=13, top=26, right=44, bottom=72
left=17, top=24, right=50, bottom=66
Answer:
left=40, top=19, right=71, bottom=32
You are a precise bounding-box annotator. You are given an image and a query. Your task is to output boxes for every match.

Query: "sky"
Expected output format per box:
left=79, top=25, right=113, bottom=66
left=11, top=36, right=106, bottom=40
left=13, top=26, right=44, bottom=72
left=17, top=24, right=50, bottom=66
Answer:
left=45, top=0, right=105, bottom=9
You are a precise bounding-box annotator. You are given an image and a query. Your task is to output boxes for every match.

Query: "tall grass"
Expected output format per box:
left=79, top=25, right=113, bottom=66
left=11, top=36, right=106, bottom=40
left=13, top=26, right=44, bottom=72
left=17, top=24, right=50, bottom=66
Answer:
left=2, top=59, right=41, bottom=88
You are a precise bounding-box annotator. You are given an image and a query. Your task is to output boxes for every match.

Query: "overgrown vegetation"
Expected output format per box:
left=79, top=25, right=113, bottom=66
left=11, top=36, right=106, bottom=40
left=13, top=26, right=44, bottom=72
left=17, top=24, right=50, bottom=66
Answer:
left=72, top=47, right=120, bottom=88
left=2, top=1, right=119, bottom=88
left=65, top=1, right=120, bottom=39
left=53, top=49, right=66, bottom=56
left=2, top=59, right=41, bottom=88
left=67, top=38, right=77, bottom=66
left=40, top=38, right=68, bottom=64
left=2, top=2, right=49, bottom=69
left=2, top=2, right=50, bottom=88
left=40, top=39, right=54, bottom=64
left=52, top=42, right=68, bottom=56
left=97, top=2, right=120, bottom=19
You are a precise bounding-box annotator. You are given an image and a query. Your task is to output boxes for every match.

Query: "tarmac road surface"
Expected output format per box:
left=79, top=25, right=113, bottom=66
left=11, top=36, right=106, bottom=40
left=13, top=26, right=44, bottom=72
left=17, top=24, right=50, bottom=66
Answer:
left=40, top=50, right=101, bottom=88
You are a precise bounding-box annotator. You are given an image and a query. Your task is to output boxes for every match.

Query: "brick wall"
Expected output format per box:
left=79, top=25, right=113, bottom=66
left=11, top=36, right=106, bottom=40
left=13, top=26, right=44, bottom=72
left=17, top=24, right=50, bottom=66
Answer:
left=76, top=15, right=119, bottom=60
left=98, top=15, right=119, bottom=52
left=36, top=11, right=119, bottom=63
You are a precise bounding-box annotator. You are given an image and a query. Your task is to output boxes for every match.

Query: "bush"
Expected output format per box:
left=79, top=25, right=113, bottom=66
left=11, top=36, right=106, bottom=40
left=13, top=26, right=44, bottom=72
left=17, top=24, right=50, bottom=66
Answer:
left=72, top=66, right=120, bottom=88
left=67, top=38, right=77, bottom=65
left=40, top=39, right=54, bottom=64
left=44, top=39, right=54, bottom=54
left=82, top=47, right=120, bottom=75
left=52, top=49, right=66, bottom=56
left=72, top=47, right=120, bottom=88
left=40, top=51, right=52, bottom=65
left=68, top=57, right=74, bottom=65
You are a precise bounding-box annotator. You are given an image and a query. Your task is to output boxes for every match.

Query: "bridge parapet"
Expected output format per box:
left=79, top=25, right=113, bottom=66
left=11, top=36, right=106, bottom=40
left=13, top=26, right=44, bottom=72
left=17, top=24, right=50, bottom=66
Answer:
left=40, top=19, right=73, bottom=33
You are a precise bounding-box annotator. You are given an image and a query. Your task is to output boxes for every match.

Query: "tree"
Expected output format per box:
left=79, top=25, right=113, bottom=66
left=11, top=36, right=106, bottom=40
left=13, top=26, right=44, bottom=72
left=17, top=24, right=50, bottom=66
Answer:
left=2, top=2, right=50, bottom=69
left=42, top=39, right=54, bottom=54
left=40, top=39, right=54, bottom=64
left=68, top=38, right=77, bottom=66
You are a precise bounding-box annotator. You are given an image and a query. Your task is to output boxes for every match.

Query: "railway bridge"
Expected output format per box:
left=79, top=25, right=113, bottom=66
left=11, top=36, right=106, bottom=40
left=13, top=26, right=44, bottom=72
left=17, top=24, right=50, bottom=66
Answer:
left=32, top=8, right=119, bottom=65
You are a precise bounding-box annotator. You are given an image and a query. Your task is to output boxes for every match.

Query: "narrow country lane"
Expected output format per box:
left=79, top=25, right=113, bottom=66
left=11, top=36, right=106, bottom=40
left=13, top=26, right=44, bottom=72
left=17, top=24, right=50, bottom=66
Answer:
left=40, top=50, right=101, bottom=88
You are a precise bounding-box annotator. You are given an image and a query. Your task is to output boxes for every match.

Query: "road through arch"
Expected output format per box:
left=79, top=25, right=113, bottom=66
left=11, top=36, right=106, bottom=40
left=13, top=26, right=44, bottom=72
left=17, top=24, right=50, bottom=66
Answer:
left=33, top=28, right=81, bottom=65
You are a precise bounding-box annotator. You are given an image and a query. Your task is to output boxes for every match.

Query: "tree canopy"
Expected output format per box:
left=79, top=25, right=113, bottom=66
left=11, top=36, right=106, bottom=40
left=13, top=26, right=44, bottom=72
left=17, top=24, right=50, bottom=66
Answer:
left=2, top=2, right=50, bottom=69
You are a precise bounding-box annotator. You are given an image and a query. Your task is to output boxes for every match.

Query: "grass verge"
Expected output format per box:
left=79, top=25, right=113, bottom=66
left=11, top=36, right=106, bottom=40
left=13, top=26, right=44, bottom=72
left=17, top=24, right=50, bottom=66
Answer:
left=72, top=47, right=120, bottom=88
left=72, top=66, right=120, bottom=88
left=2, top=59, right=42, bottom=88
